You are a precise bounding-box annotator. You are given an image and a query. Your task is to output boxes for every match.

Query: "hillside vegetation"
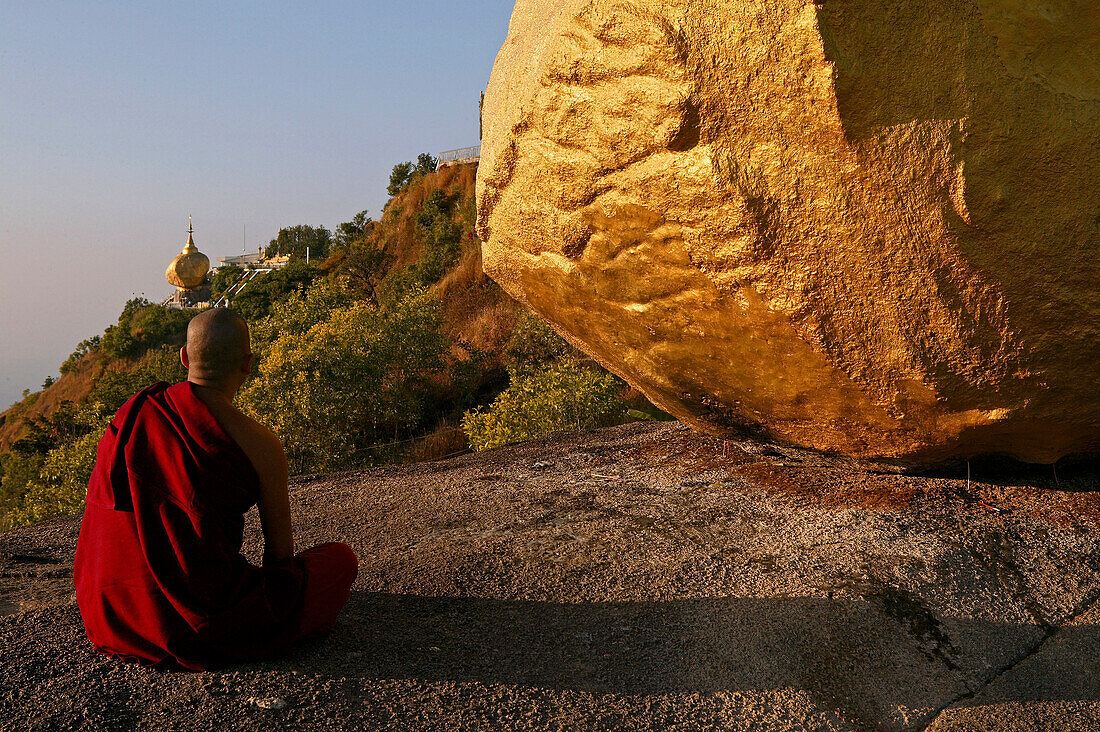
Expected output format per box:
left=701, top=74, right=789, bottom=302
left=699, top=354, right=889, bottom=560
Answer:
left=0, top=160, right=657, bottom=530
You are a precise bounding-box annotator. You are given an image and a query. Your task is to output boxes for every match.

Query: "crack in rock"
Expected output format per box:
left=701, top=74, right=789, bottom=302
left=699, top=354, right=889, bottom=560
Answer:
left=915, top=586, right=1100, bottom=731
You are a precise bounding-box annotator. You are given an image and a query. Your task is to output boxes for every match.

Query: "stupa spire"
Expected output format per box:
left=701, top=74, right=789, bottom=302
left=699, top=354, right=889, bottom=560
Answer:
left=183, top=216, right=197, bottom=254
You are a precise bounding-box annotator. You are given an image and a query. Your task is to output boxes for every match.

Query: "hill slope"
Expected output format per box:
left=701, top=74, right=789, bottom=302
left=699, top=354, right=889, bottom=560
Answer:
left=0, top=354, right=104, bottom=452
left=2, top=161, right=574, bottom=528
left=3, top=423, right=1100, bottom=731
left=1, top=162, right=514, bottom=454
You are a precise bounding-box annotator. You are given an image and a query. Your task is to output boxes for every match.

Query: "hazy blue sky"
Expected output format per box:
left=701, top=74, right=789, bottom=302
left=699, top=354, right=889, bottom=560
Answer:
left=0, top=0, right=515, bottom=409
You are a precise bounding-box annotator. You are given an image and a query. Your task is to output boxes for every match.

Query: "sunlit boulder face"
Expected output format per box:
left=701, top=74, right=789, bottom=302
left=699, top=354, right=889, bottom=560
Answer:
left=476, top=0, right=1100, bottom=465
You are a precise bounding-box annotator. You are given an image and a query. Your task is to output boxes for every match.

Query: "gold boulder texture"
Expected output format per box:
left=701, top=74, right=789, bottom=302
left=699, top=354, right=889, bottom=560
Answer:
left=166, top=226, right=210, bottom=291
left=476, top=0, right=1100, bottom=465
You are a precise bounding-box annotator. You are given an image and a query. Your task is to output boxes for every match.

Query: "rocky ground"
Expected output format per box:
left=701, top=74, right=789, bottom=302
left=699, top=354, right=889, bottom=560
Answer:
left=2, top=422, right=1099, bottom=731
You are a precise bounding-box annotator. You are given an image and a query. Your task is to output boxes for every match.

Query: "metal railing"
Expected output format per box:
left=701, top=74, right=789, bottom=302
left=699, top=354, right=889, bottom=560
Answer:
left=212, top=268, right=276, bottom=308
left=218, top=252, right=265, bottom=267
left=436, top=146, right=481, bottom=167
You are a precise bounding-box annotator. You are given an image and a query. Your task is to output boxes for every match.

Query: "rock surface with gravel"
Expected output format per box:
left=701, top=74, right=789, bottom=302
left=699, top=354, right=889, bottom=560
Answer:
left=2, top=422, right=1099, bottom=730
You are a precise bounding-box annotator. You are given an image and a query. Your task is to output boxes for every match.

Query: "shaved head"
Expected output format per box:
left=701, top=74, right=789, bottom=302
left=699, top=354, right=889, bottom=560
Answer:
left=185, top=308, right=251, bottom=384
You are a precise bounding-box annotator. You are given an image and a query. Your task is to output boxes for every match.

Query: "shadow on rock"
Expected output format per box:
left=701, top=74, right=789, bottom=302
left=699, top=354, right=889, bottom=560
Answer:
left=295, top=591, right=1099, bottom=728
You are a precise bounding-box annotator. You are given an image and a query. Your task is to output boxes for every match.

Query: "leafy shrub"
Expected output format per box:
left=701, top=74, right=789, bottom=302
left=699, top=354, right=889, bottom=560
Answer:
left=247, top=282, right=356, bottom=359
left=0, top=343, right=186, bottom=530
left=0, top=451, right=46, bottom=530
left=1, top=342, right=187, bottom=530
left=4, top=423, right=104, bottom=529
left=378, top=188, right=463, bottom=305
left=462, top=363, right=626, bottom=451
left=459, top=192, right=476, bottom=232
left=239, top=287, right=452, bottom=473
left=0, top=402, right=110, bottom=530
left=89, top=345, right=186, bottom=414
left=415, top=189, right=462, bottom=283
left=377, top=265, right=423, bottom=308
left=100, top=299, right=191, bottom=359
left=504, top=311, right=579, bottom=371
left=9, top=401, right=93, bottom=457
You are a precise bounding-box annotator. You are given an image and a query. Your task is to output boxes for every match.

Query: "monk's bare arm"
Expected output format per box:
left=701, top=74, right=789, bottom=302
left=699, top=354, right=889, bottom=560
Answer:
left=206, top=400, right=295, bottom=563
left=251, top=430, right=294, bottom=564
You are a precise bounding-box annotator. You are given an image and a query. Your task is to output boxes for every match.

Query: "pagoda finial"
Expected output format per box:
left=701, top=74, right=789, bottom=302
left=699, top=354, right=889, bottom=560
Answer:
left=184, top=216, right=196, bottom=253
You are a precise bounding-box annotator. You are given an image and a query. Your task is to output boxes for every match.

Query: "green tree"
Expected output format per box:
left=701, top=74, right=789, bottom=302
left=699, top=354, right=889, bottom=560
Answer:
left=88, top=345, right=186, bottom=415
left=334, top=210, right=372, bottom=249
left=230, top=261, right=321, bottom=322
left=387, top=154, right=436, bottom=198
left=100, top=298, right=149, bottom=357
left=415, top=153, right=437, bottom=176
left=210, top=264, right=244, bottom=301
left=387, top=162, right=414, bottom=197
left=265, top=225, right=333, bottom=261
left=338, top=239, right=391, bottom=301
left=60, top=335, right=102, bottom=374
left=100, top=299, right=191, bottom=359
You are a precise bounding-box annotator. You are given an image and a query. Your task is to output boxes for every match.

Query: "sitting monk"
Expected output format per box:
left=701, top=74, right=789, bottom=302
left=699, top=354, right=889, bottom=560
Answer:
left=74, top=308, right=358, bottom=670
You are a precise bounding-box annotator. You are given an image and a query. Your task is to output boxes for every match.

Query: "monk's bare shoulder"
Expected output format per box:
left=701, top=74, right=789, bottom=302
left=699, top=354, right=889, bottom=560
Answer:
left=226, top=409, right=286, bottom=472
left=195, top=391, right=287, bottom=485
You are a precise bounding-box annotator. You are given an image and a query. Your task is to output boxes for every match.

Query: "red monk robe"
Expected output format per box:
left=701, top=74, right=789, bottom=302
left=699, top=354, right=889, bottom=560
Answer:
left=74, top=381, right=357, bottom=670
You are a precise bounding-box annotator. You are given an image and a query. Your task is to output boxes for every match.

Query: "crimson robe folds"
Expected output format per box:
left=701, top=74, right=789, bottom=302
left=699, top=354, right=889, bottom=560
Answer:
left=75, top=381, right=307, bottom=670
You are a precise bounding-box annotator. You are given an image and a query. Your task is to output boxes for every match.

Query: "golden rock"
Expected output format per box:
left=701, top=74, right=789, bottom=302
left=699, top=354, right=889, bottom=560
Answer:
left=166, top=222, right=210, bottom=290
left=476, top=0, right=1100, bottom=464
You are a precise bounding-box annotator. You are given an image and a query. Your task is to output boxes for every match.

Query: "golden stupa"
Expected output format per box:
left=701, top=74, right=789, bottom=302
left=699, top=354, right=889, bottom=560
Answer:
left=165, top=218, right=210, bottom=290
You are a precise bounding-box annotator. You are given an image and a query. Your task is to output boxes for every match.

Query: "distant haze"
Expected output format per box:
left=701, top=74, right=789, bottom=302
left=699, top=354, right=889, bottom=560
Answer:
left=0, top=0, right=514, bottom=409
